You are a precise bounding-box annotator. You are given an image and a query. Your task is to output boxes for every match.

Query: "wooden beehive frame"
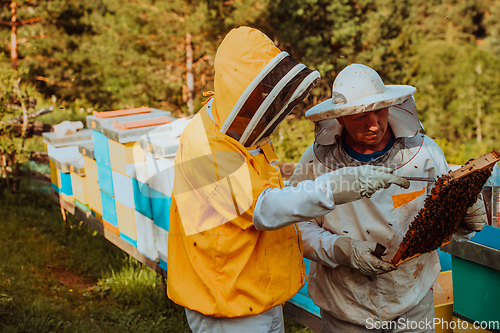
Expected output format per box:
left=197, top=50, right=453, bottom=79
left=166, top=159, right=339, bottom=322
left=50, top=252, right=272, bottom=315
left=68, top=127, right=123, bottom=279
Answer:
left=391, top=149, right=500, bottom=266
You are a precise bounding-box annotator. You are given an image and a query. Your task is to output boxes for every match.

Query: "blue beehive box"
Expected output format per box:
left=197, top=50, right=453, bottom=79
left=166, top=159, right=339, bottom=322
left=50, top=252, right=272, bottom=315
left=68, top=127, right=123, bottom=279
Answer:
left=132, top=178, right=153, bottom=219
left=101, top=190, right=118, bottom=233
left=93, top=130, right=114, bottom=196
left=151, top=188, right=171, bottom=231
left=97, top=162, right=114, bottom=196
left=92, top=130, right=111, bottom=167
left=449, top=226, right=500, bottom=326
left=59, top=170, right=73, bottom=196
left=289, top=258, right=321, bottom=317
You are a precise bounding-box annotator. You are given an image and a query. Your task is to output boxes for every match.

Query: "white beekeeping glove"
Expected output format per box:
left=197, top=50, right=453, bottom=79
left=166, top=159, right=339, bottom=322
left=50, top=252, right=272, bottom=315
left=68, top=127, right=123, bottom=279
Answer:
left=330, top=165, right=410, bottom=205
left=453, top=195, right=487, bottom=242
left=333, top=236, right=397, bottom=276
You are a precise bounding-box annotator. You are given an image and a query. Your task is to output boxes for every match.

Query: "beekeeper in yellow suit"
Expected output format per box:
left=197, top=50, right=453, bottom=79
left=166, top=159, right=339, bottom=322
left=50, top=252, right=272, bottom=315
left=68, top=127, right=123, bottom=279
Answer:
left=167, top=28, right=410, bottom=333
left=290, top=63, right=487, bottom=332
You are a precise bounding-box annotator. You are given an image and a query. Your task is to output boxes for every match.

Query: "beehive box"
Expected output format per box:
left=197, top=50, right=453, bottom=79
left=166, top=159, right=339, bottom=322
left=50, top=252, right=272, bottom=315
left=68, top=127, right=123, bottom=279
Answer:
left=101, top=190, right=119, bottom=236
left=116, top=201, right=137, bottom=247
left=87, top=179, right=102, bottom=219
left=134, top=210, right=158, bottom=261
left=444, top=225, right=500, bottom=329
left=92, top=130, right=114, bottom=196
left=49, top=159, right=60, bottom=192
left=108, top=140, right=145, bottom=176
left=289, top=258, right=321, bottom=317
left=44, top=130, right=92, bottom=196
left=91, top=108, right=174, bottom=246
left=69, top=158, right=88, bottom=211
left=433, top=271, right=454, bottom=333
left=392, top=150, right=500, bottom=266
left=57, top=169, right=73, bottom=202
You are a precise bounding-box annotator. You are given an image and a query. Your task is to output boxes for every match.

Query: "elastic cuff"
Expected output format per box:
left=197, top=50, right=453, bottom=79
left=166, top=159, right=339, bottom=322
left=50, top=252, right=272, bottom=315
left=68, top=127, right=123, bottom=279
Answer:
left=332, top=236, right=352, bottom=267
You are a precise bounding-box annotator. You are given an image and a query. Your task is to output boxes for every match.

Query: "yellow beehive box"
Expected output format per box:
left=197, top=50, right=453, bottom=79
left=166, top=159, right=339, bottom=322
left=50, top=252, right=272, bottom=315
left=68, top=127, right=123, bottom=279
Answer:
left=115, top=201, right=137, bottom=247
left=83, top=156, right=98, bottom=181
left=49, top=159, right=59, bottom=188
left=108, top=139, right=145, bottom=176
left=433, top=271, right=453, bottom=333
left=70, top=172, right=87, bottom=205
left=87, top=178, right=102, bottom=219
left=59, top=192, right=74, bottom=204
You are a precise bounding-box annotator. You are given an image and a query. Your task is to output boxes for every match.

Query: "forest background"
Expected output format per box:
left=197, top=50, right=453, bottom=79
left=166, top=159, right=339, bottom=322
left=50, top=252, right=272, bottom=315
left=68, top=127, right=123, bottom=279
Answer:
left=0, top=1, right=499, bottom=331
left=2, top=0, right=500, bottom=167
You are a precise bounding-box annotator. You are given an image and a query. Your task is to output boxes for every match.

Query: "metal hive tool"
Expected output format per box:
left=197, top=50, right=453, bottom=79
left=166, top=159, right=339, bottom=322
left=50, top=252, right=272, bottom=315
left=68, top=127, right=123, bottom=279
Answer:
left=391, top=149, right=500, bottom=266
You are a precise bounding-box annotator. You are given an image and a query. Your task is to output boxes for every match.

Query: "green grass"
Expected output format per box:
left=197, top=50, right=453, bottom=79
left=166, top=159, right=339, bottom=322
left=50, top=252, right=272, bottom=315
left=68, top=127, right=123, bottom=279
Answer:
left=0, top=185, right=313, bottom=332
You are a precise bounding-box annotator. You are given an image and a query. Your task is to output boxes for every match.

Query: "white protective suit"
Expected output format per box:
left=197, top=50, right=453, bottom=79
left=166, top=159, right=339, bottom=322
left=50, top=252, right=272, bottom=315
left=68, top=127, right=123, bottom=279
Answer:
left=290, top=113, right=450, bottom=325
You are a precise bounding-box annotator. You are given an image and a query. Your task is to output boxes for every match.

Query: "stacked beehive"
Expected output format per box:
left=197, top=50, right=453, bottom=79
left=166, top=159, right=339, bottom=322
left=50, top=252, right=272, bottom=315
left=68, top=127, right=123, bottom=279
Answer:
left=86, top=107, right=174, bottom=254
left=44, top=129, right=93, bottom=209
left=137, top=118, right=190, bottom=271
left=46, top=107, right=190, bottom=266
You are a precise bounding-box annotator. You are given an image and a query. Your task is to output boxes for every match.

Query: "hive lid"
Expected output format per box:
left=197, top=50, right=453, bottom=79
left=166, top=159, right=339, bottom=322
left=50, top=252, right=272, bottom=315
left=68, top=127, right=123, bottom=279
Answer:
left=78, top=142, right=95, bottom=160
left=55, top=154, right=84, bottom=174
left=101, top=117, right=175, bottom=144
left=42, top=129, right=93, bottom=148
left=68, top=157, right=86, bottom=176
left=138, top=130, right=179, bottom=159
left=137, top=117, right=190, bottom=157
left=86, top=108, right=171, bottom=133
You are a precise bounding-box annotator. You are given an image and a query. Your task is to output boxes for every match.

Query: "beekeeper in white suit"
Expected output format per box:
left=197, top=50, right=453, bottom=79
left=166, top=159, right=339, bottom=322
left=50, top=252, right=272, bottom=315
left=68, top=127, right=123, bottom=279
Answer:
left=290, top=63, right=487, bottom=332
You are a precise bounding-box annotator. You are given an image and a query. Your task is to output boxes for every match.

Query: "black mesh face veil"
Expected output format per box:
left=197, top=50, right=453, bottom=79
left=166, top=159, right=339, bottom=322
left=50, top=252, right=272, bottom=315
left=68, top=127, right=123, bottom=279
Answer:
left=224, top=55, right=320, bottom=147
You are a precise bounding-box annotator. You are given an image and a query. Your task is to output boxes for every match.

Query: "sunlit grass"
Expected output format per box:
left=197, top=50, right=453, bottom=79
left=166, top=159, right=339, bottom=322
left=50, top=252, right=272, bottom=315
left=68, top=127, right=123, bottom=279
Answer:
left=0, top=185, right=313, bottom=332
left=0, top=187, right=189, bottom=332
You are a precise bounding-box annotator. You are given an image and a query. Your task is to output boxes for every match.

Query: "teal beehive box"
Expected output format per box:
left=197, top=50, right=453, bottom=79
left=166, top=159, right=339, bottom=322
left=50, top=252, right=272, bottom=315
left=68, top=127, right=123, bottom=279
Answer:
left=101, top=190, right=118, bottom=235
left=444, top=226, right=500, bottom=327
left=58, top=170, right=73, bottom=196
left=143, top=156, right=174, bottom=266
left=132, top=178, right=152, bottom=219
left=92, top=130, right=115, bottom=197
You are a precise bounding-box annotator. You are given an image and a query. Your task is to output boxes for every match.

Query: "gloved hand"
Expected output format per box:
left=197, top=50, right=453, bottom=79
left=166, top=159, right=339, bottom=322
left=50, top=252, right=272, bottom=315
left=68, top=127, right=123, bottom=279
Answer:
left=329, top=165, right=410, bottom=205
left=333, top=236, right=397, bottom=276
left=454, top=195, right=487, bottom=241
left=463, top=195, right=487, bottom=232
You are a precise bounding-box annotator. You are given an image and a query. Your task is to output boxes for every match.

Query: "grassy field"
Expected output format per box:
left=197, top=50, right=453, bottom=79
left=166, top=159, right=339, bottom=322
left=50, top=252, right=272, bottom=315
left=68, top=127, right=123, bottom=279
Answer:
left=0, top=184, right=313, bottom=333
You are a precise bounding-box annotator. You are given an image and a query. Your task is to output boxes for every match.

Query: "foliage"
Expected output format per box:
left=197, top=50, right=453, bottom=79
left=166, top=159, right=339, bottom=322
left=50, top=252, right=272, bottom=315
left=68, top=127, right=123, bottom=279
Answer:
left=273, top=117, right=315, bottom=163
left=0, top=61, right=38, bottom=191
left=414, top=41, right=500, bottom=163
left=2, top=0, right=500, bottom=163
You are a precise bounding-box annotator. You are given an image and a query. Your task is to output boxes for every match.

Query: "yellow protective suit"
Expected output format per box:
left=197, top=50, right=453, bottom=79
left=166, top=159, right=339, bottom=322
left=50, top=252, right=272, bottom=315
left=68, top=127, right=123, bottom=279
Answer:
left=167, top=27, right=309, bottom=317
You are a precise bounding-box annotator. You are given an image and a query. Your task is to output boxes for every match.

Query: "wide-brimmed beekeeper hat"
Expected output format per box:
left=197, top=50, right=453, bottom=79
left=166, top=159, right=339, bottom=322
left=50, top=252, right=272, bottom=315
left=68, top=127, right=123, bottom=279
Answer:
left=306, top=63, right=416, bottom=121
left=309, top=64, right=423, bottom=145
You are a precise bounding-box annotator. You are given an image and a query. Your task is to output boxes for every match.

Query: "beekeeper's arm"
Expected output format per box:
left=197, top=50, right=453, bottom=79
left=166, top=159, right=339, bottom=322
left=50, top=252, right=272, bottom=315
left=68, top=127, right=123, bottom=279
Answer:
left=253, top=164, right=410, bottom=231
left=277, top=146, right=396, bottom=276
left=298, top=221, right=396, bottom=275
left=252, top=146, right=411, bottom=232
